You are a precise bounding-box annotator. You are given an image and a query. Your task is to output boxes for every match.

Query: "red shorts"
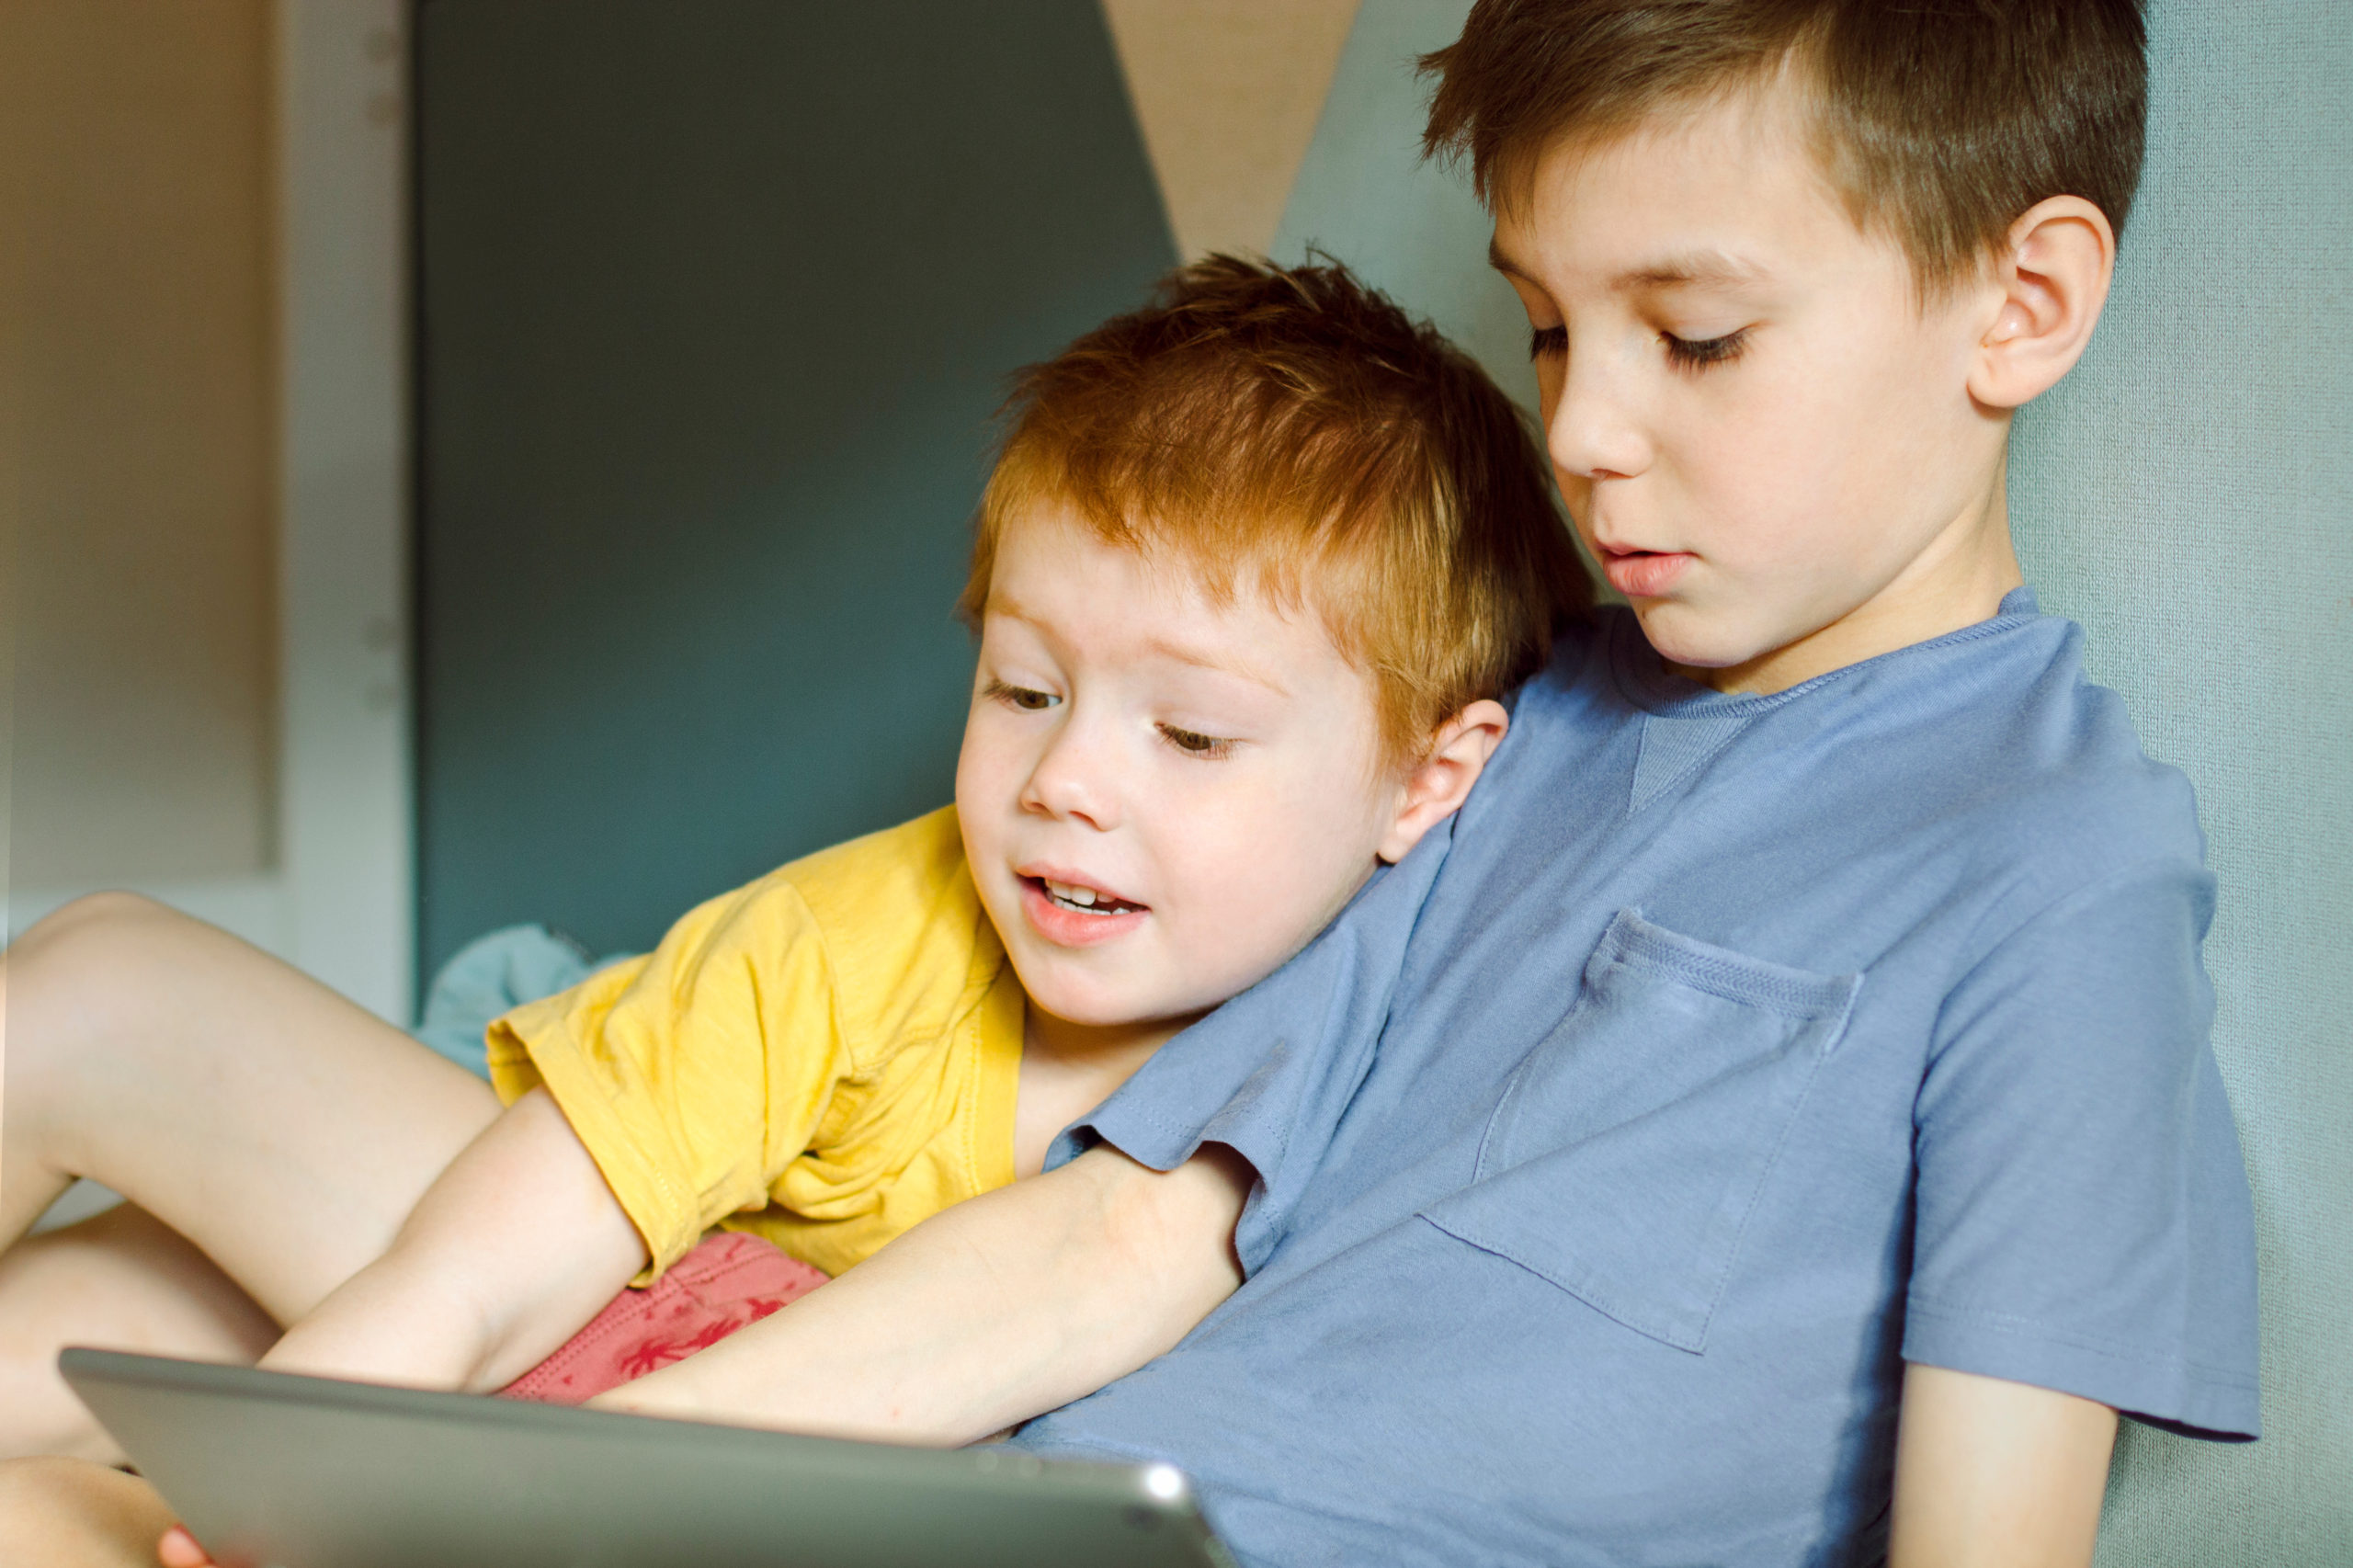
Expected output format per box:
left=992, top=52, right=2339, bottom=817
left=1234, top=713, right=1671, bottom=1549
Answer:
left=496, top=1232, right=828, bottom=1406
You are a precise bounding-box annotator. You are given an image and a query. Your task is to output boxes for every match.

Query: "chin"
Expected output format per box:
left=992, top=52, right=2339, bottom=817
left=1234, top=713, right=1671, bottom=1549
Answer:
left=1015, top=969, right=1150, bottom=1029
left=1034, top=996, right=1146, bottom=1029
left=1629, top=602, right=1760, bottom=671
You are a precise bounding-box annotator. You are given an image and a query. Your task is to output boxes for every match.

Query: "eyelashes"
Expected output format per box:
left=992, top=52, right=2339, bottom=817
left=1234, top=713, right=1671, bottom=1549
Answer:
left=1155, top=723, right=1235, bottom=760
left=1526, top=323, right=1753, bottom=372
left=1662, top=327, right=1750, bottom=370
left=985, top=679, right=1236, bottom=760
left=983, top=677, right=1059, bottom=711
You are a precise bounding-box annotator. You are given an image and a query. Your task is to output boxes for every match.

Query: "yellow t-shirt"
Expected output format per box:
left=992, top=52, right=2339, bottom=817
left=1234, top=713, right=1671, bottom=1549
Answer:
left=487, top=806, right=1024, bottom=1284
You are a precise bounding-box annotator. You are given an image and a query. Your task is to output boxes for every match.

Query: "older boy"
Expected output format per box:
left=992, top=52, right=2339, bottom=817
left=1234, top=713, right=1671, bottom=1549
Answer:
left=970, top=2, right=2255, bottom=1565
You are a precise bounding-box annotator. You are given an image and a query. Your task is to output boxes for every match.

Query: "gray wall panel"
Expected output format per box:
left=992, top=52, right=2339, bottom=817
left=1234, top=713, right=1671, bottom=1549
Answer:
left=415, top=0, right=1176, bottom=974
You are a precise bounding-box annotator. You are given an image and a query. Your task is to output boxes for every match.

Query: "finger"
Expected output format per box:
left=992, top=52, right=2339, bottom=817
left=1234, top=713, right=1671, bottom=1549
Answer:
left=156, top=1524, right=214, bottom=1567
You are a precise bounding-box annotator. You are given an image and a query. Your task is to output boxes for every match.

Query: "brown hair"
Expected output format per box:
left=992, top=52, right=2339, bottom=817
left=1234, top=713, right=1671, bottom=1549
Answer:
left=1421, top=0, right=2149, bottom=291
left=962, top=255, right=1591, bottom=765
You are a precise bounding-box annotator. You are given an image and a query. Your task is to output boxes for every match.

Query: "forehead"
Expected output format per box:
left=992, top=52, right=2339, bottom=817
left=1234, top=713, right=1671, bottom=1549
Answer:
left=1488, top=87, right=1886, bottom=296
left=983, top=505, right=1357, bottom=688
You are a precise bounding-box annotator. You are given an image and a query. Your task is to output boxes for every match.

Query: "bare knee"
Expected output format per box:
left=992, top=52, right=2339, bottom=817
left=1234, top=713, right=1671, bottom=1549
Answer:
left=7, top=892, right=210, bottom=1044
left=13, top=891, right=190, bottom=961
left=3, top=894, right=223, bottom=1156
left=0, top=1455, right=177, bottom=1564
left=0, top=1454, right=125, bottom=1509
left=8, top=893, right=204, bottom=1012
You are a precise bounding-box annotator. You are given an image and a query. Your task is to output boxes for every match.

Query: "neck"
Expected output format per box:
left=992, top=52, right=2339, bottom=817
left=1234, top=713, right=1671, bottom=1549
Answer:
left=1012, top=1002, right=1200, bottom=1177
left=1022, top=1005, right=1197, bottom=1074
left=1681, top=460, right=2024, bottom=696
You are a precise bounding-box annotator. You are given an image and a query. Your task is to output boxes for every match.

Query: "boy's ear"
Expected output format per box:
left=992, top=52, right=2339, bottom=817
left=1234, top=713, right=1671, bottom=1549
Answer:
left=1967, top=195, right=2117, bottom=411
left=1378, top=699, right=1510, bottom=864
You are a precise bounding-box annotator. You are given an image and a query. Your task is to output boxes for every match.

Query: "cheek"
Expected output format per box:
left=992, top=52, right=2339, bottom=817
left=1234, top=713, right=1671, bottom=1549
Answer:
left=953, top=711, right=1023, bottom=838
left=1149, top=772, right=1386, bottom=984
left=1683, top=336, right=1902, bottom=564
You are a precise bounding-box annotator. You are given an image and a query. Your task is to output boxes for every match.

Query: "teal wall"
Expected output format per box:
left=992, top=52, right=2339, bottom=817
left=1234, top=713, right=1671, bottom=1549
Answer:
left=414, top=0, right=1176, bottom=975
left=1279, top=0, right=2352, bottom=1559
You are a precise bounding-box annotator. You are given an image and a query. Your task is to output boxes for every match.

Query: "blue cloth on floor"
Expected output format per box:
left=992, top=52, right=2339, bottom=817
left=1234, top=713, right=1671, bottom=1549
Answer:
left=413, top=924, right=632, bottom=1078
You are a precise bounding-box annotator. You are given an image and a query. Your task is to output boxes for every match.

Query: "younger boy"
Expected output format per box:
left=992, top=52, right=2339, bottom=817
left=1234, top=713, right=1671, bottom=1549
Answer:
left=0, top=256, right=1586, bottom=1472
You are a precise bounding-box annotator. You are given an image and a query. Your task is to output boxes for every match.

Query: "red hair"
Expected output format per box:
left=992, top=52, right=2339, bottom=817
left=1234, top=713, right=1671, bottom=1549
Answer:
left=962, top=255, right=1591, bottom=763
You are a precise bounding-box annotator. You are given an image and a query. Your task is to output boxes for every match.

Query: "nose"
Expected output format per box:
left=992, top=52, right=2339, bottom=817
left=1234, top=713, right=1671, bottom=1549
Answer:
left=1019, top=709, right=1120, bottom=832
left=1544, top=337, right=1652, bottom=484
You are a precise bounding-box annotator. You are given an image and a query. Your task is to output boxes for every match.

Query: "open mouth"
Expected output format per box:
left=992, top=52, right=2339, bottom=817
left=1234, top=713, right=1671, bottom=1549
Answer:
left=1027, top=876, right=1145, bottom=916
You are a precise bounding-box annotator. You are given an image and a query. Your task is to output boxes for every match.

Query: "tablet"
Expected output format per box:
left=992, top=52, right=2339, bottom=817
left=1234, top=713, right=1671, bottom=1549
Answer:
left=62, top=1347, right=1234, bottom=1568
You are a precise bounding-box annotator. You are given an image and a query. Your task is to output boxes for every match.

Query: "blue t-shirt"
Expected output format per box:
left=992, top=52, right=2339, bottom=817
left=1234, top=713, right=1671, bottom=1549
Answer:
left=1015, top=592, right=2259, bottom=1568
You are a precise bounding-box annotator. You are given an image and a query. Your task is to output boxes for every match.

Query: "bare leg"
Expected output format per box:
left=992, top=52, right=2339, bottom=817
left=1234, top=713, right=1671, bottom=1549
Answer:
left=0, top=893, right=499, bottom=1455
left=0, top=1208, right=277, bottom=1462
left=0, top=1457, right=180, bottom=1568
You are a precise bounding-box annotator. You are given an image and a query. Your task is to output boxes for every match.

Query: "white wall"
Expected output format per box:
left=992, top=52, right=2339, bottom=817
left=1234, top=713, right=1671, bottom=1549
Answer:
left=270, top=0, right=415, bottom=1025
left=4, top=0, right=414, bottom=1028
left=2, top=0, right=280, bottom=902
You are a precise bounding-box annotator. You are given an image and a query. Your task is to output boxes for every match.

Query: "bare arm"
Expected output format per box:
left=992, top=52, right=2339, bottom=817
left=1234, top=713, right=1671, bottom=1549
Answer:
left=257, top=1087, right=646, bottom=1392
left=1888, top=1363, right=2118, bottom=1568
left=146, top=1123, right=1240, bottom=1568
left=593, top=1142, right=1252, bottom=1445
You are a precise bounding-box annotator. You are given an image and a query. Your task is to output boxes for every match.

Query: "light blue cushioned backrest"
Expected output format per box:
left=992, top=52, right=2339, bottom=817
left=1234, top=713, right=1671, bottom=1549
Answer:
left=2006, top=2, right=2351, bottom=1558
left=1276, top=1, right=2352, bottom=1560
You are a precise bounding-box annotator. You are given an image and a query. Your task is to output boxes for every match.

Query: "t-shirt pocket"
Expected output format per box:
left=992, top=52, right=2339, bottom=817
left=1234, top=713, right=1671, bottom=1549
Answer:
left=1421, top=908, right=1861, bottom=1352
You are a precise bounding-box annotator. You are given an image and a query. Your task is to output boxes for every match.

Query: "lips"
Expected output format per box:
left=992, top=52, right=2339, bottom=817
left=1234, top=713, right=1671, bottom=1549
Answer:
left=1598, top=546, right=1693, bottom=599
left=1014, top=867, right=1148, bottom=949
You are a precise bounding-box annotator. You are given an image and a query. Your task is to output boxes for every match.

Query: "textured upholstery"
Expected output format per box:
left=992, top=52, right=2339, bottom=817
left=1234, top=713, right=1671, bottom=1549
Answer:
left=1276, top=1, right=2352, bottom=1559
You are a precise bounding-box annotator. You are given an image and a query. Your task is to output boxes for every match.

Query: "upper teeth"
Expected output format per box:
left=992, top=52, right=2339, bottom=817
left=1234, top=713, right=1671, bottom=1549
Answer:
left=1045, top=880, right=1099, bottom=907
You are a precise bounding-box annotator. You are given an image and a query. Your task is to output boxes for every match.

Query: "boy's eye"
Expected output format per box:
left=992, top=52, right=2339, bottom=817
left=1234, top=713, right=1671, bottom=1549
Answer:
left=1661, top=327, right=1750, bottom=371
left=1528, top=324, right=1567, bottom=360
left=1156, top=722, right=1235, bottom=759
left=984, top=678, right=1060, bottom=712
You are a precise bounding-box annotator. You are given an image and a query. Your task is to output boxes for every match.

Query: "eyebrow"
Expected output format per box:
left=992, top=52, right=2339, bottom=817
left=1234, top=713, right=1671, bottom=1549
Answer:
left=1487, top=237, right=1534, bottom=282
left=985, top=596, right=1294, bottom=699
left=1142, top=635, right=1292, bottom=698
left=1487, top=237, right=1768, bottom=293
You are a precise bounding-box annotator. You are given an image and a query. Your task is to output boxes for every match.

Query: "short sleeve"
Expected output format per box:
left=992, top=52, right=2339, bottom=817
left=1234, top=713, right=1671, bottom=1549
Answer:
left=487, top=875, right=848, bottom=1282
left=1904, top=857, right=2260, bottom=1437
left=1048, top=817, right=1455, bottom=1275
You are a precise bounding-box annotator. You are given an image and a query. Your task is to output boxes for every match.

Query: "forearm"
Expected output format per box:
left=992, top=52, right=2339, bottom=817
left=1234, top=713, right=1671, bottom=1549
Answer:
left=594, top=1143, right=1249, bottom=1444
left=262, top=1088, right=645, bottom=1394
